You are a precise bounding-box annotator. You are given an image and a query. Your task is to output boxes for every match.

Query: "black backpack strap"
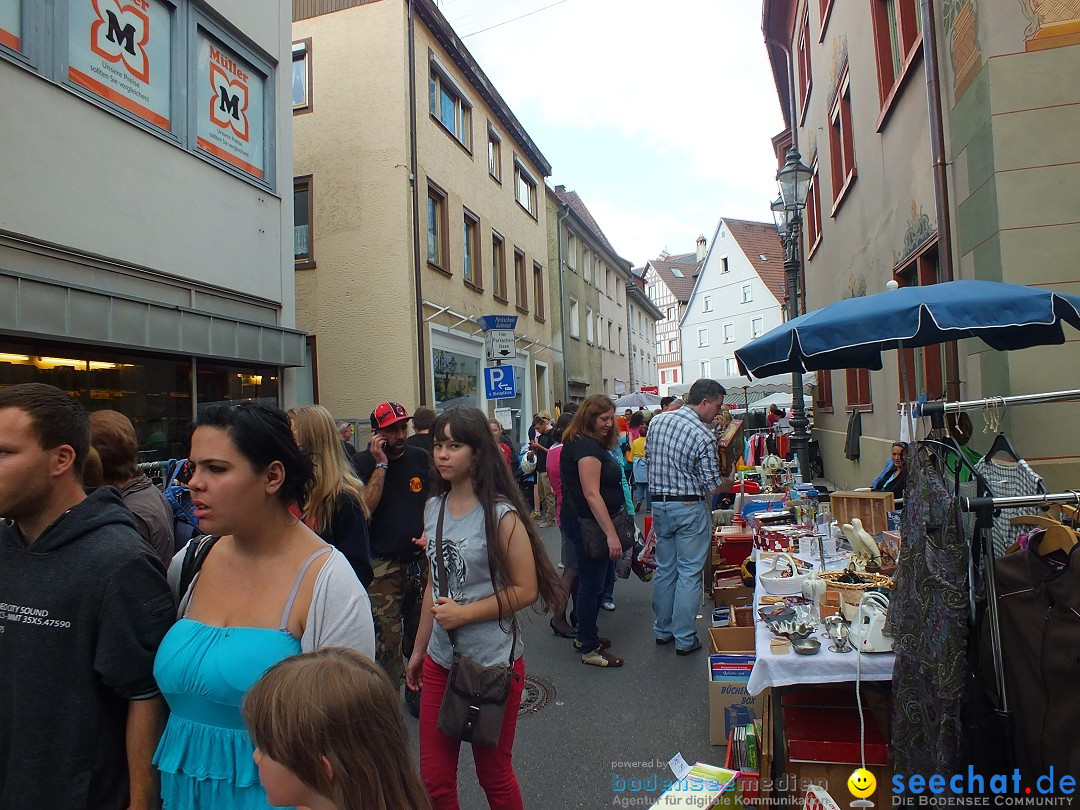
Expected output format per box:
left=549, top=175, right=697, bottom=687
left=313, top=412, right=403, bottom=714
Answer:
left=178, top=535, right=219, bottom=605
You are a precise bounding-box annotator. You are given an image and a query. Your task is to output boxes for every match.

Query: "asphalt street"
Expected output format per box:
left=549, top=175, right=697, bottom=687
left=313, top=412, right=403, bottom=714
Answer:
left=404, top=513, right=719, bottom=809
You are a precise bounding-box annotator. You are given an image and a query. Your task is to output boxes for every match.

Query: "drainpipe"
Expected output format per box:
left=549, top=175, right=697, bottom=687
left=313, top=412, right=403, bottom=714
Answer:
left=920, top=0, right=961, bottom=400
left=408, top=0, right=428, bottom=404
left=556, top=202, right=570, bottom=404
left=626, top=280, right=635, bottom=391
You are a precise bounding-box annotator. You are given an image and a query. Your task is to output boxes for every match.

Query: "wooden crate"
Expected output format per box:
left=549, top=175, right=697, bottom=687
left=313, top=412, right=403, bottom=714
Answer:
left=829, top=491, right=894, bottom=536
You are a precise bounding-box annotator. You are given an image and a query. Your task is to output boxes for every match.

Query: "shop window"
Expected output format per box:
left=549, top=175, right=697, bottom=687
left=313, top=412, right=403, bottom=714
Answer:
left=846, top=367, right=872, bottom=411
left=292, top=39, right=312, bottom=114
left=294, top=175, right=314, bottom=268
left=533, top=262, right=545, bottom=320
left=829, top=68, right=857, bottom=210
left=514, top=248, right=527, bottom=312
left=427, top=183, right=448, bottom=272
left=815, top=368, right=834, bottom=413
left=492, top=231, right=507, bottom=301
left=197, top=362, right=280, bottom=414
left=463, top=210, right=480, bottom=288
left=431, top=348, right=480, bottom=411
left=895, top=241, right=947, bottom=401
left=871, top=0, right=922, bottom=116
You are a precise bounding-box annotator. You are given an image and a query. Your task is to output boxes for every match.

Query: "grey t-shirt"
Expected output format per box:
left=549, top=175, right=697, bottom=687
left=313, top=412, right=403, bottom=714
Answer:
left=424, top=497, right=524, bottom=669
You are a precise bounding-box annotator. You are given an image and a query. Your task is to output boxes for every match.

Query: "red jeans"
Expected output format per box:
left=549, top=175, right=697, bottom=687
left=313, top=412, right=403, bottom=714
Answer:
left=419, top=655, right=526, bottom=810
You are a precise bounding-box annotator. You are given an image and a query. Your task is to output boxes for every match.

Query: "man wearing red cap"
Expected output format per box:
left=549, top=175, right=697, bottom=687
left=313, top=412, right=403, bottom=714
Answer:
left=354, top=401, right=431, bottom=717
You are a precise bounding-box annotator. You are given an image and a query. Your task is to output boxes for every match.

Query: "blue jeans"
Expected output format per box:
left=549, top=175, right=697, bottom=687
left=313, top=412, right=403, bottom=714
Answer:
left=602, top=560, right=616, bottom=602
left=650, top=500, right=711, bottom=648
left=632, top=482, right=651, bottom=511
left=573, top=534, right=609, bottom=652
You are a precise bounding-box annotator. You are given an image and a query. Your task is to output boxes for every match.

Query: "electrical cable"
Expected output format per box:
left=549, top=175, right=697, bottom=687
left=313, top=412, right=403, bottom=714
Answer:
left=461, top=0, right=573, bottom=37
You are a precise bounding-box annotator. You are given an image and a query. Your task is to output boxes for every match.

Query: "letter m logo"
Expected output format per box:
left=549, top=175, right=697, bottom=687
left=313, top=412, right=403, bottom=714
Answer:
left=90, top=0, right=150, bottom=83
left=209, top=62, right=250, bottom=141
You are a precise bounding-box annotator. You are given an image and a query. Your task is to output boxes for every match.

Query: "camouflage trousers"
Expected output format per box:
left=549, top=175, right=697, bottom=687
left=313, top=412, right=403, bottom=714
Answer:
left=369, top=555, right=429, bottom=688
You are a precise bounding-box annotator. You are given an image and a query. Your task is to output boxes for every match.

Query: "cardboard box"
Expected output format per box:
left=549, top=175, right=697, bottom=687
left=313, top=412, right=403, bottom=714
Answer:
left=708, top=626, right=759, bottom=746
left=829, top=491, right=894, bottom=536
left=712, top=584, right=754, bottom=609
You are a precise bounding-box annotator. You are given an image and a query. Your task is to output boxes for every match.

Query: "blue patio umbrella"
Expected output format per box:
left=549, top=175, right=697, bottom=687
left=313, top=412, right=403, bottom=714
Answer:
left=735, top=280, right=1080, bottom=378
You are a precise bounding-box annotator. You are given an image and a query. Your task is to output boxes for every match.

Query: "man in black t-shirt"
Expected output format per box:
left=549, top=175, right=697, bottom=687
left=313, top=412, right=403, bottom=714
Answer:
left=354, top=401, right=431, bottom=717
left=404, top=405, right=436, bottom=455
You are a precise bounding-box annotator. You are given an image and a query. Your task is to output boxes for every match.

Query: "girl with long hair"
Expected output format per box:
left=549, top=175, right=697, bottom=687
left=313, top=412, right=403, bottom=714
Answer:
left=153, top=403, right=375, bottom=809
left=243, top=647, right=430, bottom=810
left=289, top=405, right=374, bottom=587
left=559, top=394, right=626, bottom=667
left=405, top=406, right=562, bottom=810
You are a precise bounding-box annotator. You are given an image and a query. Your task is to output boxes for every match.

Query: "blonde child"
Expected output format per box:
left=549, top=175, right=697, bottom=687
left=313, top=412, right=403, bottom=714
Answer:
left=242, top=648, right=430, bottom=810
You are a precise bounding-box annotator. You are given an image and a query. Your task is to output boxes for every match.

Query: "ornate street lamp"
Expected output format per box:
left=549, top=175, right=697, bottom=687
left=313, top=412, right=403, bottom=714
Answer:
left=773, top=146, right=813, bottom=479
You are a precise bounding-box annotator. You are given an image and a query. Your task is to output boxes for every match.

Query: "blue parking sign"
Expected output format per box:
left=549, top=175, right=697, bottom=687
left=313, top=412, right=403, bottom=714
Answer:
left=483, top=366, right=517, bottom=400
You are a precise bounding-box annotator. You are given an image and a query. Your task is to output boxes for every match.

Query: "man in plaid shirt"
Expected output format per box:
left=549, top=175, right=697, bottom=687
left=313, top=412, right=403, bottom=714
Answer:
left=646, top=378, right=734, bottom=654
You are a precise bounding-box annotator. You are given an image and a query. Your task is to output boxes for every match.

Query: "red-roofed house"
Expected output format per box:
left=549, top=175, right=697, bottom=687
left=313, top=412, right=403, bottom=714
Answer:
left=681, top=218, right=786, bottom=384
left=643, top=242, right=706, bottom=394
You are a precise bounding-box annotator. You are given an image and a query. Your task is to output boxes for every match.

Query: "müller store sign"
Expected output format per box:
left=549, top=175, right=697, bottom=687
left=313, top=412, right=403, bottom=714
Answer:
left=197, top=33, right=265, bottom=180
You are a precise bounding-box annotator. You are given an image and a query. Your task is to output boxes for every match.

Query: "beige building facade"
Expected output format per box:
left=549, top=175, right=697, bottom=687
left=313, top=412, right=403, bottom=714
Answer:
left=293, top=0, right=553, bottom=442
left=763, top=0, right=1080, bottom=490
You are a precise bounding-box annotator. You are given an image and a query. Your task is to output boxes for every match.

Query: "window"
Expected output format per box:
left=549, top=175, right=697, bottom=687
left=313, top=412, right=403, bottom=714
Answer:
left=703, top=295, right=713, bottom=312
left=725, top=357, right=738, bottom=376
left=698, top=327, right=710, bottom=347
left=586, top=307, right=594, bottom=344
left=672, top=368, right=680, bottom=383
left=820, top=0, right=836, bottom=37
left=723, top=323, right=734, bottom=343
left=871, top=0, right=922, bottom=110
left=741, top=284, right=752, bottom=303
left=846, top=368, right=872, bottom=410
left=797, top=6, right=812, bottom=122
left=806, top=163, right=823, bottom=256
left=533, top=262, right=545, bottom=320
left=584, top=251, right=593, bottom=285
left=667, top=306, right=676, bottom=321
left=492, top=231, right=507, bottom=300
left=429, top=59, right=471, bottom=149
left=566, top=233, right=577, bottom=270
left=487, top=125, right=501, bottom=181
left=463, top=211, right=479, bottom=287
left=514, top=249, right=527, bottom=311
left=700, top=359, right=711, bottom=377
left=618, top=325, right=623, bottom=354
left=752, top=317, right=764, bottom=338
left=514, top=158, right=537, bottom=217
left=606, top=269, right=613, bottom=296
left=815, top=369, right=834, bottom=413
left=427, top=184, right=448, bottom=271
left=829, top=68, right=857, bottom=207
left=597, top=316, right=605, bottom=348
left=293, top=175, right=314, bottom=268
left=721, top=257, right=729, bottom=274
left=569, top=297, right=580, bottom=338
left=667, top=339, right=677, bottom=354
left=292, top=39, right=311, bottom=113
left=896, top=241, right=947, bottom=401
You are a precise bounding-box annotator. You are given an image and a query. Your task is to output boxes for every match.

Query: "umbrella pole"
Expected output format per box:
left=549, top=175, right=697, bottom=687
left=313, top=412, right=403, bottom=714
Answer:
left=899, top=341, right=916, bottom=438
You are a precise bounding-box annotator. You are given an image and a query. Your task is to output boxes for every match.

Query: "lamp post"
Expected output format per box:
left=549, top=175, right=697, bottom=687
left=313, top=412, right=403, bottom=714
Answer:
left=773, top=146, right=813, bottom=479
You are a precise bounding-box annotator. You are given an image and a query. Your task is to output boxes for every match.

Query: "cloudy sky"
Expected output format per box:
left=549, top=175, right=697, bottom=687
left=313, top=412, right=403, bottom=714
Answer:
left=438, top=0, right=786, bottom=266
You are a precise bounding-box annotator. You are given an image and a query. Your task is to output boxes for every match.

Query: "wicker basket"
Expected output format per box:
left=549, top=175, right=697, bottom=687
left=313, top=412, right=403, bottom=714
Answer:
left=817, top=569, right=893, bottom=598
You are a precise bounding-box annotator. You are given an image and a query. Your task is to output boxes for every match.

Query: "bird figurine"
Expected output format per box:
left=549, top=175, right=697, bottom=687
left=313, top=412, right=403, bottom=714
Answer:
left=842, top=518, right=882, bottom=571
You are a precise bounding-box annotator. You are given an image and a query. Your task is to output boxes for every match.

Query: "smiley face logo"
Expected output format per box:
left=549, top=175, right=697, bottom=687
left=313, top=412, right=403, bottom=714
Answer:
left=848, top=768, right=876, bottom=799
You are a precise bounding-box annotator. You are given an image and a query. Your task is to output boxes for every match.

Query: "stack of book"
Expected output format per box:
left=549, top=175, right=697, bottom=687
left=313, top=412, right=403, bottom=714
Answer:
left=727, top=723, right=760, bottom=772
left=709, top=653, right=755, bottom=682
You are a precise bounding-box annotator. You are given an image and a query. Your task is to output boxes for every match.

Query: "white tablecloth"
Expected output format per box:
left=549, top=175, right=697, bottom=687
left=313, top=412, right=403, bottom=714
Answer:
left=745, top=553, right=896, bottom=696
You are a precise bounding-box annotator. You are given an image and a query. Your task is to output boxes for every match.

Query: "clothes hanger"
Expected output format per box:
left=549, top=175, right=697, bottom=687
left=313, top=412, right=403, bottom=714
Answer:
left=1046, top=501, right=1080, bottom=525
left=1009, top=514, right=1079, bottom=557
left=981, top=398, right=1022, bottom=464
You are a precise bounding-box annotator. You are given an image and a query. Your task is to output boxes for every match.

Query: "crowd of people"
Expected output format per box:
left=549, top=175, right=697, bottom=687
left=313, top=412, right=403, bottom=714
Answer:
left=0, top=378, right=739, bottom=809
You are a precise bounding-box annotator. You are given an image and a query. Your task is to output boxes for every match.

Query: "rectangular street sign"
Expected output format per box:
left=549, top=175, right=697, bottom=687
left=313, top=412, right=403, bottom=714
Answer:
left=483, top=366, right=517, bottom=400
left=477, top=314, right=518, bottom=332
left=485, top=329, right=517, bottom=361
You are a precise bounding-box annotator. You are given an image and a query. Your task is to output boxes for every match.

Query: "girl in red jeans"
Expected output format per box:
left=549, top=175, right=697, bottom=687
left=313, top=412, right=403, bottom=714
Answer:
left=406, top=407, right=562, bottom=810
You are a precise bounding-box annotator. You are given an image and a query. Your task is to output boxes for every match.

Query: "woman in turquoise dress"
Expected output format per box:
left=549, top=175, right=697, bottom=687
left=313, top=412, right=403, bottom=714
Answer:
left=153, top=403, right=375, bottom=809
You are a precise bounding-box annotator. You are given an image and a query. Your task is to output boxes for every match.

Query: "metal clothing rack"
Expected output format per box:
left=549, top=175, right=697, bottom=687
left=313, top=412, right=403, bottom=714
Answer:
left=914, top=389, right=1080, bottom=772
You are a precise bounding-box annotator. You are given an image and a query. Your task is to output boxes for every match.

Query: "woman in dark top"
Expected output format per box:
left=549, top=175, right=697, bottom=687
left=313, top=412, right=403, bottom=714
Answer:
left=560, top=394, right=626, bottom=667
left=290, top=405, right=374, bottom=587
left=872, top=441, right=908, bottom=502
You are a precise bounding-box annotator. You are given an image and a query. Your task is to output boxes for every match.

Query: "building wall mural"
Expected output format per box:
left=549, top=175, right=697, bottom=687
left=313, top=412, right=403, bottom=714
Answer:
left=943, top=0, right=982, bottom=98
left=1020, top=0, right=1080, bottom=50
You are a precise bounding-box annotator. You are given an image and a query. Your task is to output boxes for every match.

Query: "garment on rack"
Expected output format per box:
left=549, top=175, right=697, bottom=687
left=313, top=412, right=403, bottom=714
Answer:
left=972, top=457, right=1044, bottom=557
left=844, top=411, right=861, bottom=460
left=746, top=434, right=769, bottom=467
left=888, top=441, right=969, bottom=775
left=985, top=533, right=1080, bottom=784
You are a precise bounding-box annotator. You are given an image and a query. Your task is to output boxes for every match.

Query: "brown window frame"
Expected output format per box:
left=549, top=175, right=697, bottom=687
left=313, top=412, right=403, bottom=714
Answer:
left=491, top=231, right=508, bottom=302
left=487, top=124, right=502, bottom=183
left=819, top=0, right=835, bottom=41
left=513, top=248, right=528, bottom=313
left=532, top=261, right=545, bottom=321
left=796, top=6, right=812, bottom=125
left=871, top=0, right=923, bottom=128
left=805, top=162, right=822, bottom=259
left=895, top=239, right=948, bottom=402
left=815, top=368, right=834, bottom=413
left=294, top=174, right=315, bottom=269
left=426, top=183, right=449, bottom=274
left=846, top=368, right=872, bottom=412
left=429, top=61, right=473, bottom=153
left=292, top=39, right=313, bottom=116
left=513, top=158, right=538, bottom=219
left=463, top=209, right=481, bottom=290
left=828, top=67, right=857, bottom=213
